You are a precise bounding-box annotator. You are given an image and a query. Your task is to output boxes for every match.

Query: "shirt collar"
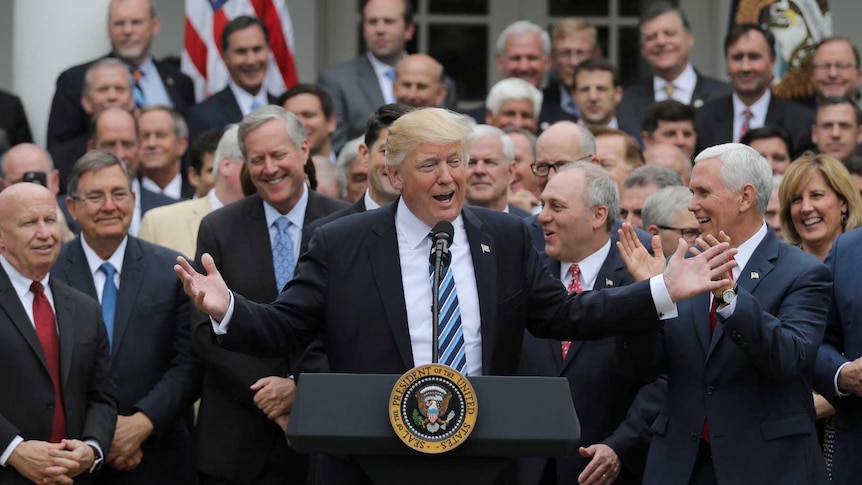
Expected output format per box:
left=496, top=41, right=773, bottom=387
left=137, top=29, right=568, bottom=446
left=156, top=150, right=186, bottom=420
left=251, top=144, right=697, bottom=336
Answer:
left=0, top=255, right=50, bottom=299
left=395, top=197, right=464, bottom=251
left=732, top=222, right=769, bottom=280
left=209, top=189, right=224, bottom=211
left=732, top=89, right=771, bottom=115
left=80, top=235, right=128, bottom=277
left=229, top=79, right=269, bottom=114
left=263, top=184, right=308, bottom=229
left=366, top=51, right=402, bottom=75
left=653, top=63, right=697, bottom=93
left=364, top=190, right=381, bottom=211
left=560, top=238, right=611, bottom=291
left=136, top=57, right=157, bottom=77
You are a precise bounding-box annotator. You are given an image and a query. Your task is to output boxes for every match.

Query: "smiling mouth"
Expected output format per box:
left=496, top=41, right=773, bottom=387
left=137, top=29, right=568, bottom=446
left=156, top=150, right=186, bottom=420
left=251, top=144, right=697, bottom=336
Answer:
left=801, top=217, right=823, bottom=227
left=433, top=192, right=454, bottom=202
left=697, top=217, right=710, bottom=224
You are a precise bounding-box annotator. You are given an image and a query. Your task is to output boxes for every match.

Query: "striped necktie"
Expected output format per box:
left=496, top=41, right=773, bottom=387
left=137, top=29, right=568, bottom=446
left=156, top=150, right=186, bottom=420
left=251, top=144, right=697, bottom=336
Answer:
left=430, top=261, right=466, bottom=374
left=131, top=68, right=146, bottom=109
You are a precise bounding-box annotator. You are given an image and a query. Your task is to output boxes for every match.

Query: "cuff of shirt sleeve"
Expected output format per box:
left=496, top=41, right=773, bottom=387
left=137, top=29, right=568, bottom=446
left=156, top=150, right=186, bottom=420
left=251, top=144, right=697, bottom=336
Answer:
left=0, top=436, right=23, bottom=466
left=716, top=295, right=737, bottom=318
left=836, top=361, right=852, bottom=397
left=211, top=291, right=235, bottom=335
left=649, top=275, right=677, bottom=320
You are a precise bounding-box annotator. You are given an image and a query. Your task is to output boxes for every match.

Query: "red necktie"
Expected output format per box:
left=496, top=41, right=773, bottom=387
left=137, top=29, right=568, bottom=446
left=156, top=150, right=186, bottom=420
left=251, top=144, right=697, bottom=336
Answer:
left=31, top=281, right=66, bottom=443
left=561, top=264, right=583, bottom=360
left=702, top=258, right=735, bottom=443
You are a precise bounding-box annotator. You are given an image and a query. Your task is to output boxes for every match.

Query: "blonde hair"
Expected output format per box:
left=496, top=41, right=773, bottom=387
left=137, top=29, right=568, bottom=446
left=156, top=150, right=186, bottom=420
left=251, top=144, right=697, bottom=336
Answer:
left=385, top=108, right=472, bottom=167
left=779, top=153, right=862, bottom=245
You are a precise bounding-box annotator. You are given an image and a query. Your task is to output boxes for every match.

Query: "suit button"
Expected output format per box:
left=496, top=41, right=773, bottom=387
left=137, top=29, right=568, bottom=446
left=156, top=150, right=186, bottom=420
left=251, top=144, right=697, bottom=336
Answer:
left=46, top=402, right=54, bottom=410
left=706, top=386, right=714, bottom=395
left=690, top=433, right=699, bottom=442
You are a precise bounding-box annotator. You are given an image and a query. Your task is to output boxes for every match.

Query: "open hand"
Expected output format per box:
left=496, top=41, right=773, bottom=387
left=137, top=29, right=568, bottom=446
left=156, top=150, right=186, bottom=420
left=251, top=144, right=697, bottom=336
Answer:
left=175, top=253, right=231, bottom=321
left=617, top=223, right=665, bottom=281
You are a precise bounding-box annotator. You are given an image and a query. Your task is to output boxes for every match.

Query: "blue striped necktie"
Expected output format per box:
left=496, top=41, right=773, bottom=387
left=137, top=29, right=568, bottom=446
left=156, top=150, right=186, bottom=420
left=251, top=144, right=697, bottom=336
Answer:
left=429, top=261, right=467, bottom=374
left=99, top=262, right=118, bottom=350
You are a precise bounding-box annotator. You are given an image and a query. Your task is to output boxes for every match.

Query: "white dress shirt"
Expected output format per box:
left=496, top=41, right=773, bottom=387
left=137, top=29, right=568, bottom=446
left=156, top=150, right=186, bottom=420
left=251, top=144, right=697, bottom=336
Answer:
left=715, top=222, right=768, bottom=318
left=142, top=173, right=183, bottom=201
left=80, top=236, right=128, bottom=302
left=653, top=63, right=698, bottom=105
left=366, top=51, right=399, bottom=104
left=732, top=90, right=771, bottom=142
left=209, top=189, right=225, bottom=212
left=560, top=239, right=611, bottom=291
left=363, top=190, right=381, bottom=211
left=229, top=80, right=270, bottom=116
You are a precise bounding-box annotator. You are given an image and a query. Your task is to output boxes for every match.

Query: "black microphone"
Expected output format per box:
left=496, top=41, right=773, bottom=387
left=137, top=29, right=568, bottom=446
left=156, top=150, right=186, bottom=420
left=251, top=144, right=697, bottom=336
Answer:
left=429, top=221, right=454, bottom=364
left=429, top=221, right=454, bottom=268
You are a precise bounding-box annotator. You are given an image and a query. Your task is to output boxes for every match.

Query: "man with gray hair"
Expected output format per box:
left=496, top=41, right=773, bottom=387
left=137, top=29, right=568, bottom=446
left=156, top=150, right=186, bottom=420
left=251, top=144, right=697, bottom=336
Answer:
left=468, top=20, right=576, bottom=130
left=139, top=124, right=246, bottom=258
left=192, top=105, right=346, bottom=484
left=335, top=136, right=367, bottom=203
left=485, top=78, right=544, bottom=133
left=138, top=105, right=196, bottom=200
left=641, top=185, right=699, bottom=257
left=625, top=143, right=831, bottom=484
left=519, top=161, right=657, bottom=485
left=466, top=124, right=526, bottom=216
left=176, top=107, right=739, bottom=485
left=619, top=165, right=682, bottom=229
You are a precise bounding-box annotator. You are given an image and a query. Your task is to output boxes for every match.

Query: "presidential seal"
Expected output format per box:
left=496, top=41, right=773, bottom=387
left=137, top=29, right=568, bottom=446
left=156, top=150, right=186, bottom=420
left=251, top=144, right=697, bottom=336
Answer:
left=389, top=363, right=478, bottom=454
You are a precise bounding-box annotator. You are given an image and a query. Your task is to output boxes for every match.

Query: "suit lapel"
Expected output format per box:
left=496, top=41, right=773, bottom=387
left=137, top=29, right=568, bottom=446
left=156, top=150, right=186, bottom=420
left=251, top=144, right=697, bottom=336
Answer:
left=764, top=96, right=785, bottom=127
left=367, top=205, right=413, bottom=369
left=463, top=208, right=497, bottom=374
left=113, top=238, right=145, bottom=357
left=244, top=196, right=279, bottom=298
left=51, top=281, right=77, bottom=384
left=187, top=197, right=210, bottom=248
left=716, top=98, right=734, bottom=143
left=358, top=57, right=386, bottom=108
left=219, top=88, right=243, bottom=122
left=61, top=240, right=99, bottom=300
left=154, top=62, right=180, bottom=107
left=691, top=292, right=712, bottom=357
left=0, top=269, right=50, bottom=373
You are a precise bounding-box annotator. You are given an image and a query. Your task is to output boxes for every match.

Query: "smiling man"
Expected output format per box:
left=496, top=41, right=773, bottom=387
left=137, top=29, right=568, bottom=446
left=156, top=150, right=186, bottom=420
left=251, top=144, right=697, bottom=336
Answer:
left=176, top=107, right=740, bottom=485
left=812, top=96, right=862, bottom=164
left=186, top=16, right=278, bottom=143
left=465, top=125, right=525, bottom=215
left=138, top=106, right=195, bottom=200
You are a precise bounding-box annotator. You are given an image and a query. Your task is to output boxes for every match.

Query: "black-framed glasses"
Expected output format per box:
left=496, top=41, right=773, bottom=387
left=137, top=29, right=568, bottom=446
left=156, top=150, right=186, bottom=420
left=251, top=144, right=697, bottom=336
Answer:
left=530, top=154, right=593, bottom=176
left=657, top=225, right=701, bottom=242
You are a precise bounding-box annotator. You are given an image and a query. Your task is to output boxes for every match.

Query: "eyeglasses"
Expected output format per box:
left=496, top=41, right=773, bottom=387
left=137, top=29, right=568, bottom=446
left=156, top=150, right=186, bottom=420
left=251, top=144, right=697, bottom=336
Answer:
left=657, top=225, right=701, bottom=242
left=530, top=154, right=593, bottom=176
left=72, top=189, right=132, bottom=207
left=554, top=50, right=592, bottom=62
left=812, top=62, right=858, bottom=72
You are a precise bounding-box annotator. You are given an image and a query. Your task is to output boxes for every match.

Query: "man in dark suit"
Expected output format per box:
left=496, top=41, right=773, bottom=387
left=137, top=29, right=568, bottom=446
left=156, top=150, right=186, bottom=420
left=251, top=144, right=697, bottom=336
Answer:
left=192, top=106, right=347, bottom=485
left=466, top=124, right=529, bottom=216
left=814, top=227, right=862, bottom=485
left=47, top=0, right=194, bottom=150
left=177, top=107, right=737, bottom=484
left=319, top=0, right=458, bottom=153
left=694, top=24, right=815, bottom=156
left=138, top=106, right=196, bottom=200
left=617, top=3, right=730, bottom=137
left=0, top=182, right=116, bottom=484
left=186, top=16, right=280, bottom=143
left=518, top=163, right=655, bottom=485
left=627, top=143, right=831, bottom=484
left=60, top=108, right=176, bottom=237
left=53, top=151, right=199, bottom=484
left=543, top=18, right=602, bottom=122
left=0, top=89, right=32, bottom=155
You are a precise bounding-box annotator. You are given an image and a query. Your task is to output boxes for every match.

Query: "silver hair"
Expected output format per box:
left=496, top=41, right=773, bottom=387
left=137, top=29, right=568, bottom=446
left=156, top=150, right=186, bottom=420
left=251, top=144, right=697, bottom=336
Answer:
left=67, top=150, right=132, bottom=197
left=212, top=124, right=241, bottom=180
left=238, top=105, right=305, bottom=158
left=486, top=78, right=543, bottom=117
left=502, top=126, right=537, bottom=155
left=623, top=164, right=683, bottom=190
left=83, top=58, right=133, bottom=97
left=641, top=186, right=693, bottom=228
left=336, top=136, right=364, bottom=186
left=140, top=105, right=188, bottom=139
left=559, top=161, right=620, bottom=232
left=467, top=124, right=515, bottom=164
left=495, top=20, right=551, bottom=56
left=694, top=143, right=773, bottom=214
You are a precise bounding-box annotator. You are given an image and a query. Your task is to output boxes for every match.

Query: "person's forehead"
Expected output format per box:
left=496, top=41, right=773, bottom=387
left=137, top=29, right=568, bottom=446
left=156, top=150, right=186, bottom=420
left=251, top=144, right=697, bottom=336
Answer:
left=817, top=104, right=857, bottom=123
left=505, top=31, right=544, bottom=54
left=815, top=39, right=856, bottom=61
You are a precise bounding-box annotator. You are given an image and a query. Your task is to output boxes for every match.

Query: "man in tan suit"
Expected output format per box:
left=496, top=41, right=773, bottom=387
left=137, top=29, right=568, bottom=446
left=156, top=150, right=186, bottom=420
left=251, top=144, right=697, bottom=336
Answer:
left=138, top=125, right=244, bottom=257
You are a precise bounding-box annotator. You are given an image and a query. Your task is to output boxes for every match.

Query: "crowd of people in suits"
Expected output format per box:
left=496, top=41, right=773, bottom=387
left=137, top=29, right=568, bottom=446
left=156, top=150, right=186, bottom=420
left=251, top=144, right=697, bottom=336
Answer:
left=1, top=0, right=862, bottom=484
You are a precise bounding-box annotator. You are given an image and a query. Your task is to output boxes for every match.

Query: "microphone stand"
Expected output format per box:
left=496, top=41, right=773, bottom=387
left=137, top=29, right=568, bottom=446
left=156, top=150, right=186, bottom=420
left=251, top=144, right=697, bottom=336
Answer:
left=430, top=237, right=451, bottom=364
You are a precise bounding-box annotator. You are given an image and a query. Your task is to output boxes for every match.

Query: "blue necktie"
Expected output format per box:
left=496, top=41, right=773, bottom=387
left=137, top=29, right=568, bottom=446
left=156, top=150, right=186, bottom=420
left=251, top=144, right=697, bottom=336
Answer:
left=272, top=217, right=295, bottom=292
left=385, top=68, right=396, bottom=82
left=99, top=263, right=118, bottom=350
left=430, top=262, right=467, bottom=374
left=251, top=99, right=262, bottom=111
left=131, top=68, right=146, bottom=110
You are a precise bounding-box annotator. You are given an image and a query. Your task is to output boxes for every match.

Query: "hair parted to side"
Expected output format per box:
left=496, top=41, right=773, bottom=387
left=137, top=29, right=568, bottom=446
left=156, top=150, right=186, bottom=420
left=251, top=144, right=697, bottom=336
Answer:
left=238, top=105, right=305, bottom=159
left=778, top=152, right=862, bottom=245
left=695, top=143, right=773, bottom=214
left=67, top=150, right=132, bottom=197
left=385, top=108, right=472, bottom=167
left=467, top=124, right=515, bottom=164
left=557, top=160, right=620, bottom=232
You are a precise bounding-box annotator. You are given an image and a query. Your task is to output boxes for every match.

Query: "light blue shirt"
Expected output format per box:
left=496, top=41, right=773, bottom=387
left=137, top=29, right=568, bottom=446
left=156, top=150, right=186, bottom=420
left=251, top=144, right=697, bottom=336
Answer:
left=263, top=184, right=308, bottom=265
left=135, top=57, right=173, bottom=107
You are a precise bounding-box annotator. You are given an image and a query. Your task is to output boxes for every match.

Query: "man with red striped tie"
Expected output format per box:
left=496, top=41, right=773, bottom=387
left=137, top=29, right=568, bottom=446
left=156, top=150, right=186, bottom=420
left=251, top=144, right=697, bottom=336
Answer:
left=0, top=182, right=116, bottom=484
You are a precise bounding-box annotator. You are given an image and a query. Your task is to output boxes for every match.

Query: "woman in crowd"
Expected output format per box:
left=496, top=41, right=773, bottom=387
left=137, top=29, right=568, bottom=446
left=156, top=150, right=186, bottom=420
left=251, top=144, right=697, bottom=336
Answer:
left=779, top=153, right=862, bottom=475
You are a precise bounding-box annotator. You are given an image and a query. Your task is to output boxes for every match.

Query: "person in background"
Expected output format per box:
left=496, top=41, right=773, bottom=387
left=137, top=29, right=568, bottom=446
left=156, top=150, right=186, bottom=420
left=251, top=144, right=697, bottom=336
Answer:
left=187, top=129, right=224, bottom=199
left=641, top=185, right=700, bottom=257
left=741, top=126, right=794, bottom=175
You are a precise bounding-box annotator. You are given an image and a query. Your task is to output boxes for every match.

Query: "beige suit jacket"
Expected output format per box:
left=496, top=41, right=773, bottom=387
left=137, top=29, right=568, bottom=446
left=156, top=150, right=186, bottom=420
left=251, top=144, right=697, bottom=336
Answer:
left=138, top=195, right=212, bottom=258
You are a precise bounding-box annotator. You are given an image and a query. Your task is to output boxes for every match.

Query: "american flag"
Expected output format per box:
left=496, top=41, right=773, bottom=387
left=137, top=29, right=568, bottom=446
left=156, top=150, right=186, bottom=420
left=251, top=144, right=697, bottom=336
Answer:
left=182, top=0, right=299, bottom=102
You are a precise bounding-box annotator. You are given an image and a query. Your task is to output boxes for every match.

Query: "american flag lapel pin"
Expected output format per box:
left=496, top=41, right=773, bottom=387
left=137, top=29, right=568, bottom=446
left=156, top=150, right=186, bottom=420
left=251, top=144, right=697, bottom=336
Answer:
left=750, top=272, right=759, bottom=279
left=481, top=244, right=491, bottom=254
left=605, top=278, right=614, bottom=287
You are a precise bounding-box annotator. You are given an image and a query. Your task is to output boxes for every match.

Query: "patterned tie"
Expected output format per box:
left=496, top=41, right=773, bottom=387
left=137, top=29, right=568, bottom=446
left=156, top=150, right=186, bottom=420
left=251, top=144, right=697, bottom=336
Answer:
left=561, top=264, right=583, bottom=359
left=662, top=83, right=676, bottom=100
left=131, top=68, right=146, bottom=110
left=99, top=263, right=118, bottom=350
left=739, top=108, right=753, bottom=140
left=430, top=261, right=467, bottom=374
left=272, top=216, right=295, bottom=292
left=31, top=281, right=67, bottom=443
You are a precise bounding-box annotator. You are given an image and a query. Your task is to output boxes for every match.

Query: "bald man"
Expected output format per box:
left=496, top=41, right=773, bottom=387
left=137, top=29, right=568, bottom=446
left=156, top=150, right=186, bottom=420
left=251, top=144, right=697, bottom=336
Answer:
left=643, top=143, right=692, bottom=186
left=393, top=54, right=448, bottom=108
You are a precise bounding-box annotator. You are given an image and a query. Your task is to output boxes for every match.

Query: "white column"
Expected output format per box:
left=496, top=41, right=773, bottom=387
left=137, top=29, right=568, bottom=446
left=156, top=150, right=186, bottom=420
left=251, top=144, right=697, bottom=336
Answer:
left=12, top=0, right=112, bottom=148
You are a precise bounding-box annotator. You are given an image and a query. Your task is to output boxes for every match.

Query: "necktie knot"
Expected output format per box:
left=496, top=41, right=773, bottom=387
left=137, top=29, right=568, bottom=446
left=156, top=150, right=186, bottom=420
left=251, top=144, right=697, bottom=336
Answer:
left=99, top=262, right=116, bottom=279
left=30, top=281, right=45, bottom=296
left=662, top=83, right=676, bottom=98
left=274, top=216, right=291, bottom=232
left=131, top=68, right=142, bottom=82
left=251, top=99, right=262, bottom=110
left=567, top=264, right=583, bottom=295
left=385, top=68, right=396, bottom=82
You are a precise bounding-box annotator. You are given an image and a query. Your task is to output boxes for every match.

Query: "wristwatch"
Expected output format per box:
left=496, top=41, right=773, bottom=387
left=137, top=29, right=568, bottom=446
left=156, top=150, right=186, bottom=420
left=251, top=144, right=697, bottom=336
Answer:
left=88, top=445, right=103, bottom=474
left=721, top=285, right=738, bottom=305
